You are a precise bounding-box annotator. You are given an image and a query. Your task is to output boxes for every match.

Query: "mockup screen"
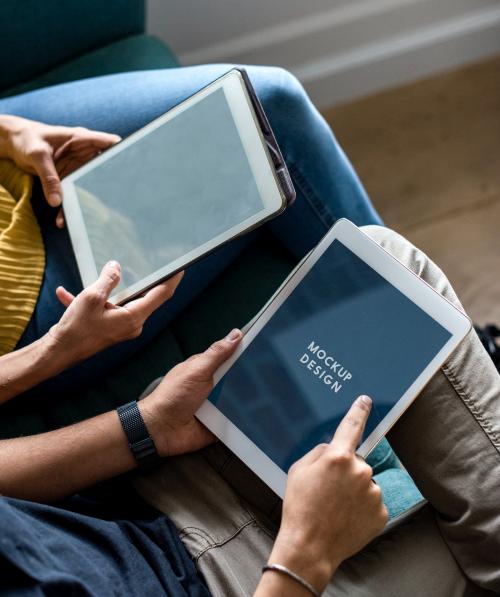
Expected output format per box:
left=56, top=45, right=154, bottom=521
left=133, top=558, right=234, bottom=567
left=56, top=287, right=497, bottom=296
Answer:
left=73, top=87, right=264, bottom=291
left=209, top=239, right=452, bottom=470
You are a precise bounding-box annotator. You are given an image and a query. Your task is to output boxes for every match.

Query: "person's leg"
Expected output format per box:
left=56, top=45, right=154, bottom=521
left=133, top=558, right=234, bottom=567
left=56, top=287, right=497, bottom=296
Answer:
left=366, top=226, right=500, bottom=593
left=1, top=66, right=380, bottom=393
left=135, top=226, right=500, bottom=595
left=134, top=445, right=482, bottom=597
left=251, top=68, right=382, bottom=257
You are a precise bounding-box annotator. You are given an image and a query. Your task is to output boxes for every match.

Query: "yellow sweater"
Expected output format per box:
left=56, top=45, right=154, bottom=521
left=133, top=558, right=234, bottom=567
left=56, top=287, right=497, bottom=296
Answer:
left=0, top=160, right=45, bottom=355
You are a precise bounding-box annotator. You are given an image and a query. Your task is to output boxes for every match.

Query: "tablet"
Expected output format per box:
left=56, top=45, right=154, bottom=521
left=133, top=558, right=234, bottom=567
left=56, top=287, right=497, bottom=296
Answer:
left=197, top=219, right=471, bottom=497
left=62, top=69, right=294, bottom=305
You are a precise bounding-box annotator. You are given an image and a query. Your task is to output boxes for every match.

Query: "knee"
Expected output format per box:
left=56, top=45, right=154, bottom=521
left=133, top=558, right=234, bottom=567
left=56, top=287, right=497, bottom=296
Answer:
left=362, top=225, right=428, bottom=276
left=361, top=225, right=463, bottom=309
left=247, top=66, right=312, bottom=124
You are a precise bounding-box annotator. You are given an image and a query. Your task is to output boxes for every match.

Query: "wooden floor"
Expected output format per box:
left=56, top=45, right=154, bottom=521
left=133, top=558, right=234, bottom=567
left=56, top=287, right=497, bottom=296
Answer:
left=323, top=55, right=500, bottom=326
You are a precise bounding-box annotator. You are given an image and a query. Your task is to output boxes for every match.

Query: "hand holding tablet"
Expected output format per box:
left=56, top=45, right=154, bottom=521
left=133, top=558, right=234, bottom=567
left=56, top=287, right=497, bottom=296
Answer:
left=265, top=396, right=387, bottom=594
left=198, top=220, right=471, bottom=497
left=61, top=69, right=295, bottom=304
left=50, top=261, right=184, bottom=363
left=60, top=68, right=470, bottom=508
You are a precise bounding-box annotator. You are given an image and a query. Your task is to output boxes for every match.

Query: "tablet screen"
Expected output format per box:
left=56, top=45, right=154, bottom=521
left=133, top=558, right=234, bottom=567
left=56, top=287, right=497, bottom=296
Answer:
left=209, top=239, right=452, bottom=471
left=71, top=86, right=267, bottom=291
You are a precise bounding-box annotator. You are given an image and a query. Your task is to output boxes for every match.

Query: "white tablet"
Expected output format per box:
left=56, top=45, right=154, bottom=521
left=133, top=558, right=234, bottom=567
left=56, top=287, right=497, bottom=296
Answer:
left=62, top=69, right=294, bottom=305
left=197, top=219, right=471, bottom=497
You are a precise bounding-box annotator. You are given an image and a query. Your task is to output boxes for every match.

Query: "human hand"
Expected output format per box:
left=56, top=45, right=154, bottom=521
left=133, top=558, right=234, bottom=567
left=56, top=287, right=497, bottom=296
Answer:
left=0, top=115, right=120, bottom=227
left=139, top=329, right=243, bottom=457
left=48, top=261, right=184, bottom=364
left=267, top=396, right=388, bottom=593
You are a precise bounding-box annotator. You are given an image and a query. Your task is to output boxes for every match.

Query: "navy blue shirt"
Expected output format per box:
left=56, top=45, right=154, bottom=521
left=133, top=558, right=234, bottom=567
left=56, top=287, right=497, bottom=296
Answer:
left=0, top=485, right=210, bottom=596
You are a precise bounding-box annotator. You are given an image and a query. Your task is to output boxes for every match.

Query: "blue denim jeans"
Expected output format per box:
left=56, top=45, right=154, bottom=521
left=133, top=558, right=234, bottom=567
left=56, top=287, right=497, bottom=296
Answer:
left=0, top=65, right=382, bottom=393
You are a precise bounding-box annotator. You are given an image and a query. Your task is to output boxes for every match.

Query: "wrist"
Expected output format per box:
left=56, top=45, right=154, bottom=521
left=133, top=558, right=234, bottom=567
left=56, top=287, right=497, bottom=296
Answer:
left=138, top=393, right=171, bottom=458
left=117, top=400, right=161, bottom=469
left=0, top=333, right=73, bottom=402
left=41, top=328, right=82, bottom=372
left=269, top=530, right=339, bottom=593
left=0, top=115, right=21, bottom=159
left=46, top=322, right=93, bottom=365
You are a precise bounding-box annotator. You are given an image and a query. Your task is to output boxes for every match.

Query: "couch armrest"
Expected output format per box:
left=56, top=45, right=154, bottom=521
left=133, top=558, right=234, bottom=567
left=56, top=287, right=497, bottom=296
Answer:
left=0, top=0, right=145, bottom=92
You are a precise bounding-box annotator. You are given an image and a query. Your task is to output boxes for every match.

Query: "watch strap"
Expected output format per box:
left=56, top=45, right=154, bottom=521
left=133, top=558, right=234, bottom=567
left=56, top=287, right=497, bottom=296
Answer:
left=117, top=400, right=160, bottom=469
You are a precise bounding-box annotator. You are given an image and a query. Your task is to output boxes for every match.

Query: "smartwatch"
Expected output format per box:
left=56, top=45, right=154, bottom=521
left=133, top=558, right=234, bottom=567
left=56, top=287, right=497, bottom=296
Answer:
left=117, top=400, right=161, bottom=469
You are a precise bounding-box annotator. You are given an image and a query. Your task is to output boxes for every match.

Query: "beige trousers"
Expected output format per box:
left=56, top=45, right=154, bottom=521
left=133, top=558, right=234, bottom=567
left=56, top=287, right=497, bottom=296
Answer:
left=135, top=226, right=500, bottom=597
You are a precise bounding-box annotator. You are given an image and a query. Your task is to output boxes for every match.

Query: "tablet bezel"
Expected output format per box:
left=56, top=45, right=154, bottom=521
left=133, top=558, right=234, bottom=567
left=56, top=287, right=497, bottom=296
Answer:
left=196, top=219, right=472, bottom=497
left=62, top=70, right=288, bottom=305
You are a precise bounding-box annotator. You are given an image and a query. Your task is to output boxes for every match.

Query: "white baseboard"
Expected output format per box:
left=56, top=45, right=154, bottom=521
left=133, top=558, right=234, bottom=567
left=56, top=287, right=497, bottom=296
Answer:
left=179, top=0, right=424, bottom=67
left=297, top=5, right=500, bottom=108
left=176, top=1, right=500, bottom=109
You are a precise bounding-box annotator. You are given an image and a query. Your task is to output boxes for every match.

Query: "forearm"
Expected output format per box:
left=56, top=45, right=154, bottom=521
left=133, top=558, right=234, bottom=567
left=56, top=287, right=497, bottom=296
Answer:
left=0, top=333, right=72, bottom=404
left=0, top=407, right=136, bottom=502
left=0, top=329, right=240, bottom=503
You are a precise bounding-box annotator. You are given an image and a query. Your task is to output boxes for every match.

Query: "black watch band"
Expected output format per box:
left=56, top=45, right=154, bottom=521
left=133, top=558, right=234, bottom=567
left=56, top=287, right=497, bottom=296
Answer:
left=117, top=400, right=160, bottom=469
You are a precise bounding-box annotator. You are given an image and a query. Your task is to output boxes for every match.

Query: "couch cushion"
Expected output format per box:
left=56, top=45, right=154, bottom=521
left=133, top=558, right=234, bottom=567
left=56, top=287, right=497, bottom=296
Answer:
left=0, top=34, right=180, bottom=99
left=0, top=0, right=145, bottom=92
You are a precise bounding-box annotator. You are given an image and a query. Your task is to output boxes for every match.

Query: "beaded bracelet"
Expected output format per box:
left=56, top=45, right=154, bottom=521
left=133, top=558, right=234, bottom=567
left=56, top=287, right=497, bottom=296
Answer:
left=262, top=564, right=321, bottom=596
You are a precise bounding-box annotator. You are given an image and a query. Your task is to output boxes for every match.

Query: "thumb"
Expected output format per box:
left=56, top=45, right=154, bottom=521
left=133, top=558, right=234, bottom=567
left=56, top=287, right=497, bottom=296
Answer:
left=33, top=147, right=62, bottom=207
left=55, top=286, right=75, bottom=308
left=89, top=261, right=121, bottom=301
left=195, top=329, right=243, bottom=378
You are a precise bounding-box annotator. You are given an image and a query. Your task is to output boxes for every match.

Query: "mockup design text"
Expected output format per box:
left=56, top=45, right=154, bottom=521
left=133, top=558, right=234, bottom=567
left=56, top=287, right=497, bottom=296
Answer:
left=299, top=341, right=352, bottom=394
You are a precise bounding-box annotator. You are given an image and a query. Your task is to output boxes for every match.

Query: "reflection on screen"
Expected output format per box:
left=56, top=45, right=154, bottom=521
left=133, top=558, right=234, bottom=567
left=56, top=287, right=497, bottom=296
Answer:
left=209, top=240, right=452, bottom=471
left=74, top=87, right=263, bottom=290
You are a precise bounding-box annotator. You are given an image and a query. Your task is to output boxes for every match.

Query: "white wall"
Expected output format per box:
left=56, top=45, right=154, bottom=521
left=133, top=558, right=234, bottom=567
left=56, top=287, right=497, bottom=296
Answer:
left=147, top=0, right=500, bottom=108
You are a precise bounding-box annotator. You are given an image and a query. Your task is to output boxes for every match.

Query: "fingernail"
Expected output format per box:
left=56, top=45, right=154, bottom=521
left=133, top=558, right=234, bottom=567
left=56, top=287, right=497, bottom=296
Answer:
left=359, top=395, right=372, bottom=407
left=225, top=328, right=241, bottom=343
left=50, top=192, right=62, bottom=206
left=106, top=260, right=120, bottom=270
